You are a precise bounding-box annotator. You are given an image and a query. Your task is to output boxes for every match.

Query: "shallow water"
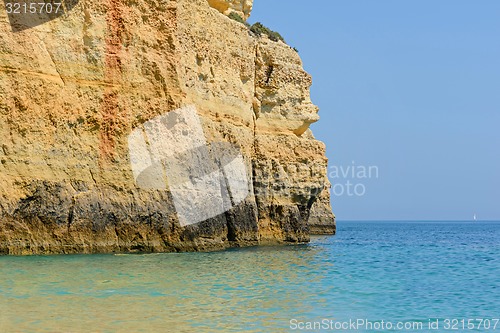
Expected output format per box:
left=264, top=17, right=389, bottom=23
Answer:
left=1, top=221, right=499, bottom=332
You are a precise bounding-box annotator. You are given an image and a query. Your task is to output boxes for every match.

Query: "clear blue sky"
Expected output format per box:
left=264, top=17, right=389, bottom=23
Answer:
left=249, top=0, right=500, bottom=221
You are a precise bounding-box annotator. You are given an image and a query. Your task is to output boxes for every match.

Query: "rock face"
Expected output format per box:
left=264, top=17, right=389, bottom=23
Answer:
left=207, top=0, right=253, bottom=20
left=0, top=0, right=335, bottom=254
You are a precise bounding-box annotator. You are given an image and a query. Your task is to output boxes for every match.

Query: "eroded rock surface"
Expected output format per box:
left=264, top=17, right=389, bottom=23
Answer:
left=207, top=0, right=253, bottom=20
left=0, top=0, right=335, bottom=254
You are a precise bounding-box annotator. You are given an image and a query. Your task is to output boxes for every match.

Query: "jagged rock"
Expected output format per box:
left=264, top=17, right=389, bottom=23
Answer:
left=207, top=0, right=253, bottom=20
left=0, top=0, right=335, bottom=254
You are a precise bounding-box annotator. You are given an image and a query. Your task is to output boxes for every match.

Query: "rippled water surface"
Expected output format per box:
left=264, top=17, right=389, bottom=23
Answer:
left=1, top=222, right=499, bottom=332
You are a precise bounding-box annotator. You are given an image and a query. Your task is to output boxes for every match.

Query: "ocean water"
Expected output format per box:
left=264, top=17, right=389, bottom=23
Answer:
left=0, top=221, right=499, bottom=332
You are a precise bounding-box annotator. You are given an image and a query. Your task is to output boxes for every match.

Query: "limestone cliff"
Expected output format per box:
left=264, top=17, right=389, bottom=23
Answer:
left=0, top=0, right=335, bottom=254
left=207, top=0, right=253, bottom=20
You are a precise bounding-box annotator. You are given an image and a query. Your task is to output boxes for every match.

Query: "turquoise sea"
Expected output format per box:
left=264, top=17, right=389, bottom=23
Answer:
left=1, top=221, right=499, bottom=332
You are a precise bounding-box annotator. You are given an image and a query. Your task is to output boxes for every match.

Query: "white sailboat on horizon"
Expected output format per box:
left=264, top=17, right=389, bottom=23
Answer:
left=473, top=213, right=477, bottom=221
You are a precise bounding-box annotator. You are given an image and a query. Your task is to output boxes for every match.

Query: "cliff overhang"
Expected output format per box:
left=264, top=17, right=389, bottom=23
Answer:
left=0, top=0, right=335, bottom=255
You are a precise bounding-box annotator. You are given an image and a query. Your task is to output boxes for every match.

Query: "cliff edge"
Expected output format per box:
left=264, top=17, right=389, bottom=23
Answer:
left=0, top=0, right=335, bottom=254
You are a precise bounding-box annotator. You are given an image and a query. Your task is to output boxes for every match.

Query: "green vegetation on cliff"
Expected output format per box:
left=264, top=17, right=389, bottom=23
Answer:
left=250, top=22, right=285, bottom=43
left=227, top=13, right=286, bottom=43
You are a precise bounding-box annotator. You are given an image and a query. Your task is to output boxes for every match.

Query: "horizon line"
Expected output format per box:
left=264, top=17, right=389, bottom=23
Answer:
left=336, top=219, right=500, bottom=222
